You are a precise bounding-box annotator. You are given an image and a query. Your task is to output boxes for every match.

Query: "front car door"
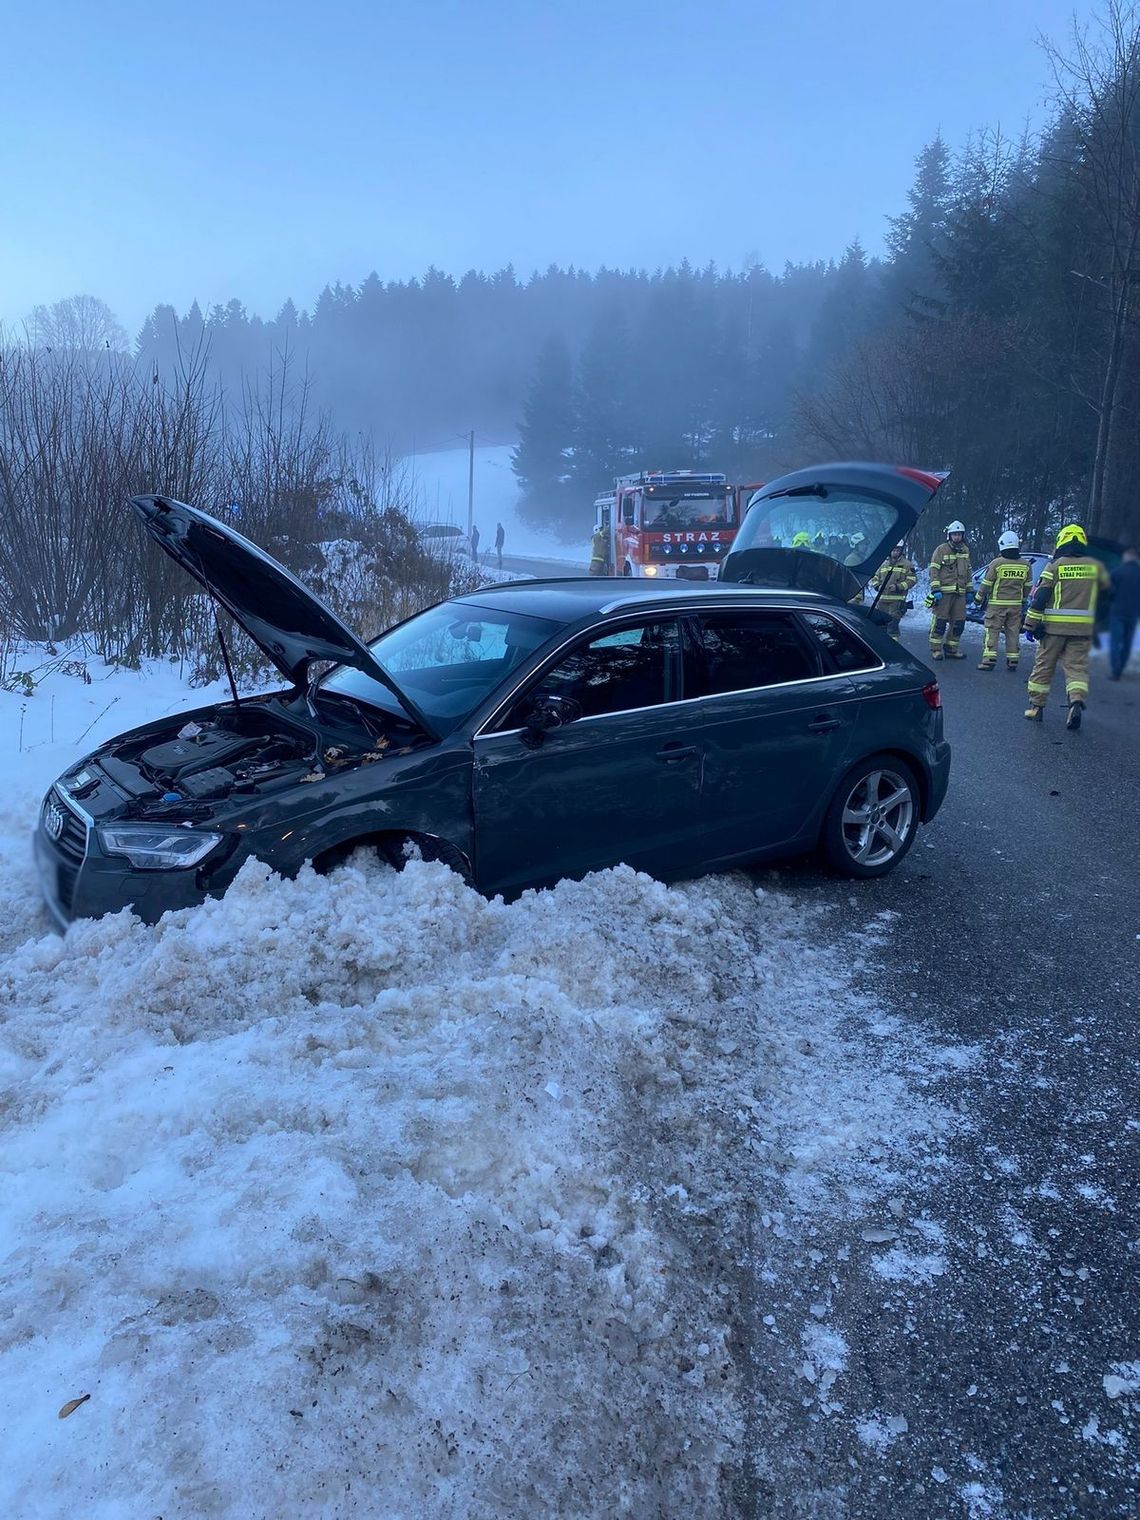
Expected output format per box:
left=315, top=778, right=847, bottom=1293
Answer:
left=472, top=617, right=710, bottom=894
left=683, top=608, right=862, bottom=860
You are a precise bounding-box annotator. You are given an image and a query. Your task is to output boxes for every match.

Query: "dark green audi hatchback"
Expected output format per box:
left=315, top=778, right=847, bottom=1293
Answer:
left=36, top=463, right=951, bottom=926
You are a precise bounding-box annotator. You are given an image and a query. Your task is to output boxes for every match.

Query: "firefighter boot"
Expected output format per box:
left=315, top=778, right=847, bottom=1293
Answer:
left=977, top=659, right=996, bottom=670
left=1024, top=705, right=1043, bottom=721
left=1066, top=700, right=1084, bottom=731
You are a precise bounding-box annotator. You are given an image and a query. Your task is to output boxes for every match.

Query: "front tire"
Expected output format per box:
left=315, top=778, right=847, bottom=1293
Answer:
left=821, top=756, right=919, bottom=878
left=315, top=831, right=472, bottom=885
left=622, top=562, right=634, bottom=577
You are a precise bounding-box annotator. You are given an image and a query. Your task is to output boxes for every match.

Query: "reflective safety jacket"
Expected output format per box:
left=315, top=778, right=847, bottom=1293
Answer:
left=1025, top=552, right=1111, bottom=636
left=929, top=541, right=972, bottom=594
left=870, top=558, right=918, bottom=603
left=978, top=553, right=1033, bottom=608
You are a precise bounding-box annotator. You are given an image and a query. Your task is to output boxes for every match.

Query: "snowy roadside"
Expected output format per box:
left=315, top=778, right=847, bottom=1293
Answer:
left=0, top=660, right=969, bottom=1517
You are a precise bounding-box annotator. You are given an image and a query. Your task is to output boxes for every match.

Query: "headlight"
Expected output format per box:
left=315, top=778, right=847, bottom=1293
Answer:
left=99, top=825, right=223, bottom=870
left=643, top=564, right=659, bottom=577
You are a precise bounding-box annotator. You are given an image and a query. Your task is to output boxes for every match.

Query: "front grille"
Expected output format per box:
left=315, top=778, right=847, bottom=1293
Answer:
left=55, top=801, right=87, bottom=862
left=40, top=791, right=88, bottom=913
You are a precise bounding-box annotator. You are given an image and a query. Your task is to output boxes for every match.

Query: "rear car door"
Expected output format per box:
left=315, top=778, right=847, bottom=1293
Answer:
left=472, top=617, right=710, bottom=894
left=684, top=608, right=861, bottom=858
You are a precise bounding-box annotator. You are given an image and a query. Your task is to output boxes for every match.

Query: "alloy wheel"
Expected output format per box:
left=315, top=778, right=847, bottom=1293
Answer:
left=840, top=768, right=915, bottom=868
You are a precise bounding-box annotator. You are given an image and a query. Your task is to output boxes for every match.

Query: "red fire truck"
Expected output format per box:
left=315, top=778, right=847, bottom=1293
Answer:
left=591, top=470, right=741, bottom=579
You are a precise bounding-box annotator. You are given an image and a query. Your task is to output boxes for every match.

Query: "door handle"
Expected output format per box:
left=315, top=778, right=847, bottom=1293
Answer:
left=807, top=715, right=842, bottom=733
left=656, top=743, right=698, bottom=762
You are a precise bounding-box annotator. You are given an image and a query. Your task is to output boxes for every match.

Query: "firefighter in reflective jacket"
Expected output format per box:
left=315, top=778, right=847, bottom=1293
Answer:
left=589, top=525, right=609, bottom=577
left=1023, top=523, right=1111, bottom=730
left=975, top=531, right=1033, bottom=671
left=928, top=521, right=972, bottom=659
left=869, top=544, right=917, bottom=638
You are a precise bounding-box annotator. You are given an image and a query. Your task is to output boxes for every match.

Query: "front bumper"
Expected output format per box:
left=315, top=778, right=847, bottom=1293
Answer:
left=35, top=789, right=233, bottom=929
left=645, top=562, right=719, bottom=581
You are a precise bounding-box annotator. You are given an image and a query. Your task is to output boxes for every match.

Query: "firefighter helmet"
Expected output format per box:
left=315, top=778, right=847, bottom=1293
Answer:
left=1055, top=523, right=1088, bottom=550
left=791, top=532, right=812, bottom=548
left=850, top=531, right=866, bottom=545
left=945, top=520, right=966, bottom=535
left=998, top=531, right=1020, bottom=551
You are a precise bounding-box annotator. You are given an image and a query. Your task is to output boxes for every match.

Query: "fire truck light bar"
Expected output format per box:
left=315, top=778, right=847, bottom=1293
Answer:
left=615, top=471, right=728, bottom=487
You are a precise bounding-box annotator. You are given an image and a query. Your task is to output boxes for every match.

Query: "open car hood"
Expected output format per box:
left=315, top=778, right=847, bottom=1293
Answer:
left=721, top=462, right=949, bottom=596
left=129, top=495, right=433, bottom=734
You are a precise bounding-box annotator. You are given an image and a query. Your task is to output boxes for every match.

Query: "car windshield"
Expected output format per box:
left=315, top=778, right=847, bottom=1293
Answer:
left=642, top=493, right=732, bottom=529
left=320, top=600, right=560, bottom=734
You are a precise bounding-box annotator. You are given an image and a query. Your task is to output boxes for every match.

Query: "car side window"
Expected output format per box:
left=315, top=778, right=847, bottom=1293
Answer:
left=799, top=611, right=880, bottom=674
left=517, top=619, right=679, bottom=722
left=689, top=613, right=817, bottom=696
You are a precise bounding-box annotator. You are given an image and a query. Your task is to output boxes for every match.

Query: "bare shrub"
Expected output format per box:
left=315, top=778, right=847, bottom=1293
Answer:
left=0, top=342, right=462, bottom=684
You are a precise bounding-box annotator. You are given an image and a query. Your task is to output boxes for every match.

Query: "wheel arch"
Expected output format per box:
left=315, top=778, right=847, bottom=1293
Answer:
left=311, top=827, right=473, bottom=879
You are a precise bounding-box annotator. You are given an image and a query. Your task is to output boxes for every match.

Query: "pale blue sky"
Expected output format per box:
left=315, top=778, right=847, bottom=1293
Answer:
left=1, top=0, right=1095, bottom=333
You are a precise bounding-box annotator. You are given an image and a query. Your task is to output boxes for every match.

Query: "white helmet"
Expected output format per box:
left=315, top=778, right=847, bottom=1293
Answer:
left=998, top=531, right=1019, bottom=551
left=850, top=531, right=866, bottom=545
left=945, top=520, right=966, bottom=535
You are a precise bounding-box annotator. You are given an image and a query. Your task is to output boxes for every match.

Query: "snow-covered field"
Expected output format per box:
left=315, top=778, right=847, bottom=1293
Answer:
left=407, top=444, right=589, bottom=565
left=0, top=657, right=967, bottom=1517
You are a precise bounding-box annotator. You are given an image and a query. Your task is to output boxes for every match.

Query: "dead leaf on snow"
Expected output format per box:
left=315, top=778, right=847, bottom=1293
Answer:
left=58, top=1393, right=91, bottom=1419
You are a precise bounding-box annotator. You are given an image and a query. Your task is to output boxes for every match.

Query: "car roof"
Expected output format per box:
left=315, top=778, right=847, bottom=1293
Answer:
left=454, top=577, right=830, bottom=625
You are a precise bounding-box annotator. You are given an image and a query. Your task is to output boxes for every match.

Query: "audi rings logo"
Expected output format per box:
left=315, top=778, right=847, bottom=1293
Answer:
left=43, top=799, right=65, bottom=842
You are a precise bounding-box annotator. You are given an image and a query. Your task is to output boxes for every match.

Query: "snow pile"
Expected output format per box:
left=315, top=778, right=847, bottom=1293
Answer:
left=2, top=854, right=755, bottom=1517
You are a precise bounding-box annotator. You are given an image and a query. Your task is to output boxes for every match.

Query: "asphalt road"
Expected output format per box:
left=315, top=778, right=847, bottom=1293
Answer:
left=738, top=621, right=1140, bottom=1517
left=482, top=552, right=585, bottom=579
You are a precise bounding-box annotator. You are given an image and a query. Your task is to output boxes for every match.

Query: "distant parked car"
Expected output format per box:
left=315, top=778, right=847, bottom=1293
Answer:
left=36, top=464, right=952, bottom=927
left=415, top=522, right=467, bottom=561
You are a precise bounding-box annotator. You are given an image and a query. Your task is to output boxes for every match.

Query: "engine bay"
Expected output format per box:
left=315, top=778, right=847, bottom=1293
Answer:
left=95, top=694, right=419, bottom=818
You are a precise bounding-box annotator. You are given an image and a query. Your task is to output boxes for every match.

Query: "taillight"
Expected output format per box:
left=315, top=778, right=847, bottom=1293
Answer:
left=922, top=681, right=942, bottom=710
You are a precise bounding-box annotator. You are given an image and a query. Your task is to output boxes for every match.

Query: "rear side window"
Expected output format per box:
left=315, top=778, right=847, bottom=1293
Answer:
left=689, top=613, right=817, bottom=696
left=799, top=611, right=880, bottom=673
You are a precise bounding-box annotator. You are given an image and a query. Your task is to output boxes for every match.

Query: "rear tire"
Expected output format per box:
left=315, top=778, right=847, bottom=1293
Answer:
left=820, top=755, right=920, bottom=879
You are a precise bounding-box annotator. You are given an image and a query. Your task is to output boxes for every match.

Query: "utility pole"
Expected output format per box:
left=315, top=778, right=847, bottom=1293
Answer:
left=467, top=429, right=475, bottom=538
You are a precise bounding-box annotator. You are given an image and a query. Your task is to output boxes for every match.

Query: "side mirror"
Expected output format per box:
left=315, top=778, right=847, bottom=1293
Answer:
left=520, top=693, right=582, bottom=746
left=621, top=503, right=635, bottom=526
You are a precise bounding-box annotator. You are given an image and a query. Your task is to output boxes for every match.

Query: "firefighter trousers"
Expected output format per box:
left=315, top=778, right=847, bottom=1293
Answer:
left=981, top=605, right=1022, bottom=666
left=1026, top=634, right=1092, bottom=708
left=878, top=597, right=906, bottom=639
left=930, top=592, right=967, bottom=653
